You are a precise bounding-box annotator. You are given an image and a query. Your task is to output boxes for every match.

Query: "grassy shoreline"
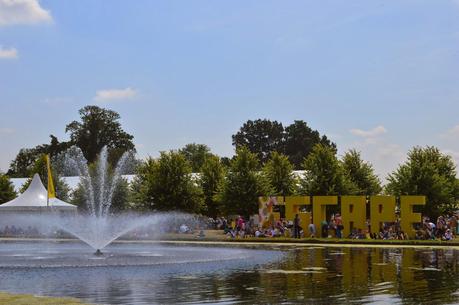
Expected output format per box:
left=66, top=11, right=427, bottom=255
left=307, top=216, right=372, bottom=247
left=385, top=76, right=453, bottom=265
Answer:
left=0, top=292, right=88, bottom=305
left=2, top=230, right=459, bottom=249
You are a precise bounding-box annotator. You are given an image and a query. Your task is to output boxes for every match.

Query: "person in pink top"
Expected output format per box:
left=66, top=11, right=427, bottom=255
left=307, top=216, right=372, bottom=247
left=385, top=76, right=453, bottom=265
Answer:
left=335, top=213, right=343, bottom=238
left=236, top=216, right=245, bottom=234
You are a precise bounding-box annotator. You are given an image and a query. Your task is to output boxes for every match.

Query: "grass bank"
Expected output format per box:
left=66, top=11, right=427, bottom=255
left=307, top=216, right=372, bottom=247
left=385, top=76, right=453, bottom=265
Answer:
left=1, top=230, right=459, bottom=248
left=0, top=292, right=88, bottom=305
left=158, top=230, right=459, bottom=248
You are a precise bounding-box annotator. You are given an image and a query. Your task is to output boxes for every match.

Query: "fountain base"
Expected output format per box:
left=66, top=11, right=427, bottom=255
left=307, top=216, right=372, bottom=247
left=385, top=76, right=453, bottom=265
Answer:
left=94, top=249, right=103, bottom=256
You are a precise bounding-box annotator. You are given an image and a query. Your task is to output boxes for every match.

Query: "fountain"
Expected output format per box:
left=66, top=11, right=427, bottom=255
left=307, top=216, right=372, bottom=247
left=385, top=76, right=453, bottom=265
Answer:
left=58, top=146, right=191, bottom=253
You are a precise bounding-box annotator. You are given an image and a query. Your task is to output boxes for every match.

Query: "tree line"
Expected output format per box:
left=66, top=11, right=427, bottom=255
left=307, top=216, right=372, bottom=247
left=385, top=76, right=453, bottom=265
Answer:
left=0, top=106, right=458, bottom=219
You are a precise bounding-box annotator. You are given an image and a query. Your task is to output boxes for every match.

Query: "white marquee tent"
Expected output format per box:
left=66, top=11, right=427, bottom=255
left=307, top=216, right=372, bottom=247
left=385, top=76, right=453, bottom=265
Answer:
left=0, top=174, right=77, bottom=213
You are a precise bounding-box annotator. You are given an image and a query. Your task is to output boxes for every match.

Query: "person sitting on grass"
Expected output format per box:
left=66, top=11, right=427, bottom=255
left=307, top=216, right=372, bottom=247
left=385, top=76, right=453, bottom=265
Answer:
left=308, top=222, right=316, bottom=238
left=255, top=228, right=265, bottom=237
left=443, top=229, right=454, bottom=241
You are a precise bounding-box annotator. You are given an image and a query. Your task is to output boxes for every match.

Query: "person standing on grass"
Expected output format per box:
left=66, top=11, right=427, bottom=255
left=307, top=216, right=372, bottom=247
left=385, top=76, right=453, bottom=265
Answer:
left=294, top=214, right=301, bottom=239
left=335, top=213, right=343, bottom=238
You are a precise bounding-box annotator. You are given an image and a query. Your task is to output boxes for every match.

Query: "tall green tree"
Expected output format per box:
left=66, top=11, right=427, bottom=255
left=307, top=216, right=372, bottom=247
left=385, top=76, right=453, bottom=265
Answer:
left=179, top=143, right=212, bottom=172
left=283, top=120, right=335, bottom=169
left=300, top=144, right=355, bottom=195
left=0, top=174, right=16, bottom=204
left=200, top=155, right=226, bottom=217
left=232, top=119, right=335, bottom=169
left=386, top=146, right=459, bottom=218
left=65, top=105, right=135, bottom=164
left=232, top=119, right=284, bottom=164
left=216, top=147, right=270, bottom=217
left=263, top=151, right=296, bottom=196
left=132, top=151, right=203, bottom=213
left=19, top=155, right=70, bottom=201
left=342, top=149, right=382, bottom=195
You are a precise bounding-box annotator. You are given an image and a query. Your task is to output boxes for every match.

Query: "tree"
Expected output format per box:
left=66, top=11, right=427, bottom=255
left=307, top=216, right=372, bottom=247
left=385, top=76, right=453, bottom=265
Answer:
left=342, top=149, right=382, bottom=195
left=263, top=151, right=296, bottom=196
left=65, top=105, right=135, bottom=164
left=386, top=146, right=459, bottom=218
left=8, top=135, right=71, bottom=177
left=232, top=119, right=284, bottom=164
left=19, top=155, right=70, bottom=201
left=179, top=143, right=212, bottom=172
left=7, top=148, right=41, bottom=177
left=284, top=120, right=335, bottom=169
left=132, top=151, right=203, bottom=213
left=0, top=174, right=16, bottom=204
left=200, top=155, right=226, bottom=217
left=232, top=119, right=336, bottom=169
left=300, top=144, right=355, bottom=195
left=216, top=147, right=271, bottom=217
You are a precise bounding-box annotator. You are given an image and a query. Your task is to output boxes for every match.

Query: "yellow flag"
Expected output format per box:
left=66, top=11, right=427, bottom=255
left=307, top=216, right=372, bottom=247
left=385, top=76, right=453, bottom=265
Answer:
left=46, top=154, right=56, bottom=199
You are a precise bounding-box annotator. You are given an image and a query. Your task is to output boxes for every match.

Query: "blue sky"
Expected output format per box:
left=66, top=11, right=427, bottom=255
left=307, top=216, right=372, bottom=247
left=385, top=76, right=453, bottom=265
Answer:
left=0, top=0, right=459, bottom=180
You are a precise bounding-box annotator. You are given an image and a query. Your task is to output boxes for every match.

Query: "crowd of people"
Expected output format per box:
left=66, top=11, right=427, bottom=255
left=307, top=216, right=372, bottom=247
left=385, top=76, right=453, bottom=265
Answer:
left=2, top=213, right=458, bottom=242
left=214, top=213, right=459, bottom=241
left=1, top=225, right=42, bottom=237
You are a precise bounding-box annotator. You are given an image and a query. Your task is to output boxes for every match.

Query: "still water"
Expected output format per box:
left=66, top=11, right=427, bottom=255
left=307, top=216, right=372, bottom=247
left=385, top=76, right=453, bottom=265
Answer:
left=0, top=241, right=458, bottom=304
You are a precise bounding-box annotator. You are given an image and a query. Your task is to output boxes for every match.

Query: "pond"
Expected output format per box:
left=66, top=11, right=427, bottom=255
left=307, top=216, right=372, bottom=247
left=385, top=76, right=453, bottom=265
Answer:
left=0, top=241, right=458, bottom=304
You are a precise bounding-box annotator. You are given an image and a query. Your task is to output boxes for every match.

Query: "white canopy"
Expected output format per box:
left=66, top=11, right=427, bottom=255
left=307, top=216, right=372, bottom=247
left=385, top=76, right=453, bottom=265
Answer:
left=0, top=174, right=77, bottom=212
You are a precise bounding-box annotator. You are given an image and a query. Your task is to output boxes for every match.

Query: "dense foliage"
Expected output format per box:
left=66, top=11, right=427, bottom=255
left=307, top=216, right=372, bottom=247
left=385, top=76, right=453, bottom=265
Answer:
left=232, top=119, right=335, bottom=168
left=0, top=174, right=16, bottom=204
left=200, top=154, right=226, bottom=217
left=179, top=143, right=213, bottom=172
left=386, top=146, right=459, bottom=218
left=283, top=120, right=335, bottom=169
left=216, top=147, right=271, bottom=217
left=263, top=152, right=297, bottom=196
left=66, top=105, right=135, bottom=164
left=299, top=144, right=354, bottom=195
left=132, top=151, right=204, bottom=212
left=342, top=149, right=382, bottom=195
left=232, top=119, right=284, bottom=164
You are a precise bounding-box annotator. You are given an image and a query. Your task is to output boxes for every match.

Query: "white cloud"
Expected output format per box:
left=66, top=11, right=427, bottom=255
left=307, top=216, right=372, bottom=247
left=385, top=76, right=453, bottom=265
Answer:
left=342, top=126, right=405, bottom=180
left=0, top=0, right=52, bottom=26
left=93, top=87, right=138, bottom=102
left=0, top=46, right=17, bottom=59
left=350, top=125, right=387, bottom=138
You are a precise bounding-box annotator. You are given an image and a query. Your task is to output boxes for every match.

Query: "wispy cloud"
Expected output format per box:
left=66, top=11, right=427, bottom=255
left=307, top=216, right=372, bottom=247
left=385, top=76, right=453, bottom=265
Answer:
left=93, top=87, right=137, bottom=102
left=350, top=125, right=387, bottom=138
left=0, top=0, right=52, bottom=26
left=443, top=149, right=459, bottom=168
left=344, top=125, right=404, bottom=179
left=0, top=46, right=18, bottom=59
left=0, top=127, right=14, bottom=135
left=441, top=124, right=459, bottom=138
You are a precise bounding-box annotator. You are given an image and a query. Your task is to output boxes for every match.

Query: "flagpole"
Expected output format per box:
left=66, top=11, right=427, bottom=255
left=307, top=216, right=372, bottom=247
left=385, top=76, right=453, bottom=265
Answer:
left=47, top=155, right=49, bottom=207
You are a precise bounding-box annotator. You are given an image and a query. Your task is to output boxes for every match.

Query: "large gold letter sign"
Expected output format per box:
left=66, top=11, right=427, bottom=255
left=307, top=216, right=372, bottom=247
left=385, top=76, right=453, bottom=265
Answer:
left=341, top=196, right=366, bottom=237
left=400, top=196, right=425, bottom=238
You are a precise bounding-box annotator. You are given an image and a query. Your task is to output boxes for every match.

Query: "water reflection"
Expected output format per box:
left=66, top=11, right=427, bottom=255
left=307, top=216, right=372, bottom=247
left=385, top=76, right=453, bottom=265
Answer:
left=0, top=244, right=459, bottom=304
